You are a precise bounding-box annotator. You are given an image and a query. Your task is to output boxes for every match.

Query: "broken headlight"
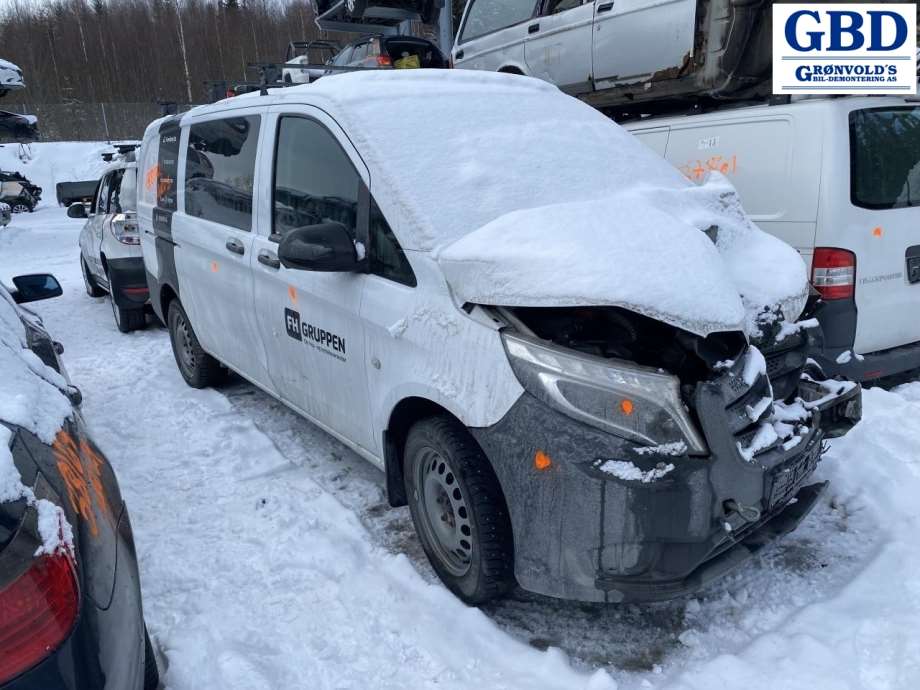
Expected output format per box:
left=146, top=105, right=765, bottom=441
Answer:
left=502, top=332, right=707, bottom=454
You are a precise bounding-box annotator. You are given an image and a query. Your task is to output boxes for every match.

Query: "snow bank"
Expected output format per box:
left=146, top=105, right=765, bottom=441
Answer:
left=299, top=71, right=807, bottom=335
left=0, top=141, right=111, bottom=199
left=0, top=287, right=74, bottom=554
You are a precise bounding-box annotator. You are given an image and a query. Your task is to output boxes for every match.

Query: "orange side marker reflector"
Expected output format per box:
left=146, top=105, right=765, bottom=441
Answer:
left=873, top=227, right=883, bottom=237
left=534, top=450, right=552, bottom=471
left=620, top=399, right=635, bottom=416
left=210, top=261, right=219, bottom=273
left=288, top=285, right=297, bottom=304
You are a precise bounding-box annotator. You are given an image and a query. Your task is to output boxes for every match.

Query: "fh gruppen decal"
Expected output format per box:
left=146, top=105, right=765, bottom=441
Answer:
left=285, top=308, right=347, bottom=362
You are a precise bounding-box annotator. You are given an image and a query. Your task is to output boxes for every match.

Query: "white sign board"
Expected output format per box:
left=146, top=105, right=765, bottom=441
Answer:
left=773, top=4, right=917, bottom=95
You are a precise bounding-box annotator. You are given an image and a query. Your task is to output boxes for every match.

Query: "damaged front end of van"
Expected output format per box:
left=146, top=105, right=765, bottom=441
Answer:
left=439, top=179, right=862, bottom=603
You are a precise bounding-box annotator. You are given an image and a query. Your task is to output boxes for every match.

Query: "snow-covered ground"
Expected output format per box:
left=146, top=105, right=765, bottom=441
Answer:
left=2, top=144, right=920, bottom=689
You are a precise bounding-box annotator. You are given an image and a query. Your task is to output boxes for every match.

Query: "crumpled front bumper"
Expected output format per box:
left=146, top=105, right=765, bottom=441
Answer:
left=471, top=359, right=862, bottom=604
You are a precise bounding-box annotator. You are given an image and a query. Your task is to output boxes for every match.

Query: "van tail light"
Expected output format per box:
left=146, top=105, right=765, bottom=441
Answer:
left=376, top=55, right=392, bottom=67
left=111, top=213, right=140, bottom=245
left=0, top=552, right=79, bottom=684
left=812, top=248, right=856, bottom=300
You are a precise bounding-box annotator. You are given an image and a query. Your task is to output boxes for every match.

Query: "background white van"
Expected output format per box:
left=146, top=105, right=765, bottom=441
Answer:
left=626, top=96, right=920, bottom=382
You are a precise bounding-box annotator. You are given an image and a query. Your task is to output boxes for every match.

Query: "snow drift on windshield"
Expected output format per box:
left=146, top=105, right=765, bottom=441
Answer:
left=304, top=70, right=807, bottom=335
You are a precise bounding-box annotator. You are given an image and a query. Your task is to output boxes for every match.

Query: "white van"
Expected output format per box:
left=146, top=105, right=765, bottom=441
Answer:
left=625, top=96, right=920, bottom=382
left=136, top=70, right=860, bottom=605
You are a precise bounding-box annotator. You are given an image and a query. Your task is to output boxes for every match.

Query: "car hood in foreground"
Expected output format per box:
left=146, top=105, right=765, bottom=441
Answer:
left=437, top=175, right=809, bottom=338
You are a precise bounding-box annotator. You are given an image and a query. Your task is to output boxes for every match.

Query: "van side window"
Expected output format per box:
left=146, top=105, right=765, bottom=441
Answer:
left=545, top=0, right=582, bottom=14
left=185, top=115, right=260, bottom=231
left=108, top=169, right=126, bottom=213
left=272, top=116, right=360, bottom=241
left=369, top=198, right=416, bottom=287
left=157, top=121, right=180, bottom=211
left=460, top=0, right=539, bottom=42
left=96, top=173, right=111, bottom=215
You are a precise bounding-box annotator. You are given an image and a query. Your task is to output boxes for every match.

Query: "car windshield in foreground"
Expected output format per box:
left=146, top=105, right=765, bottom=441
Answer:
left=850, top=106, right=920, bottom=210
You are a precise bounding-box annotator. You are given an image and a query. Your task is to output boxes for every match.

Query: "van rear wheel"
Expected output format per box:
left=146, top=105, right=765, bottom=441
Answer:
left=404, top=416, right=514, bottom=605
left=111, top=297, right=146, bottom=333
left=167, top=300, right=226, bottom=388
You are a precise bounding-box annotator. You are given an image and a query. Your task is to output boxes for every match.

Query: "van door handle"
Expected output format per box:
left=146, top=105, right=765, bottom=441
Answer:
left=528, top=23, right=540, bottom=34
left=597, top=2, right=614, bottom=13
left=225, top=238, right=245, bottom=256
left=258, top=250, right=280, bottom=269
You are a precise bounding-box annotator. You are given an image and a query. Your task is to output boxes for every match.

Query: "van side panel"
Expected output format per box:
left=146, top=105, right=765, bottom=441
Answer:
left=662, top=115, right=820, bottom=257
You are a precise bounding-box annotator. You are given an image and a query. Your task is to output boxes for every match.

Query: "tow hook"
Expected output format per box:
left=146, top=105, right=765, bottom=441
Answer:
left=724, top=499, right=762, bottom=523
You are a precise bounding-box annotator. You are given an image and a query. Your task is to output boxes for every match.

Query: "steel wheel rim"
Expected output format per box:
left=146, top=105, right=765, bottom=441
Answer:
left=11, top=204, right=28, bottom=213
left=175, top=312, right=197, bottom=371
left=414, top=447, right=473, bottom=577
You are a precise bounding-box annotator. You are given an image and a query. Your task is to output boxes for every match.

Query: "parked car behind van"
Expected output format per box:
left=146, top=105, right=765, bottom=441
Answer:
left=136, top=70, right=860, bottom=605
left=325, top=34, right=447, bottom=73
left=452, top=0, right=772, bottom=113
left=626, top=96, right=920, bottom=382
left=71, top=150, right=148, bottom=333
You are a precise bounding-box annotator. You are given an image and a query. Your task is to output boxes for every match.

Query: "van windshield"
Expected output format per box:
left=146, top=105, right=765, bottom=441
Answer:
left=850, top=106, right=920, bottom=210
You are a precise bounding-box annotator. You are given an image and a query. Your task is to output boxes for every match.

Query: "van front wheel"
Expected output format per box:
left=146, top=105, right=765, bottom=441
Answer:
left=404, top=416, right=514, bottom=605
left=167, top=300, right=226, bottom=388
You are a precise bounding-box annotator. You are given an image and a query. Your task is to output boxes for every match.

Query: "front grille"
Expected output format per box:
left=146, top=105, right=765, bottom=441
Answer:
left=760, top=332, right=808, bottom=401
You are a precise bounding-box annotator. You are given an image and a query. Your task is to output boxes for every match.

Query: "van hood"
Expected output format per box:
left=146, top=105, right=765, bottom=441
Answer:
left=437, top=174, right=809, bottom=338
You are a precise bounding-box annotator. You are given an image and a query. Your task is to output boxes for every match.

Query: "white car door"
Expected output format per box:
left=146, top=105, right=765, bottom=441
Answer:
left=249, top=106, right=376, bottom=453
left=89, top=174, right=111, bottom=281
left=171, top=108, right=272, bottom=386
left=452, top=0, right=538, bottom=73
left=524, top=0, right=595, bottom=93
left=592, top=0, right=697, bottom=88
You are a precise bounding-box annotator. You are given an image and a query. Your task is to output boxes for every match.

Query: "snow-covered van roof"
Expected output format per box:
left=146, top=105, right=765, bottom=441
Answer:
left=176, top=71, right=809, bottom=336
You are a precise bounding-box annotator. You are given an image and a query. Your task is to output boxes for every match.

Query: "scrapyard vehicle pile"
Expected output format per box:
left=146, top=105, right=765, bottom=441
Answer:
left=130, top=70, right=861, bottom=604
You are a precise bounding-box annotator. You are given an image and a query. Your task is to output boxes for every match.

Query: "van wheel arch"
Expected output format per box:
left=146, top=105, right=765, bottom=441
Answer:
left=159, top=284, right=178, bottom=321
left=385, top=397, right=497, bottom=509
left=498, top=66, right=524, bottom=75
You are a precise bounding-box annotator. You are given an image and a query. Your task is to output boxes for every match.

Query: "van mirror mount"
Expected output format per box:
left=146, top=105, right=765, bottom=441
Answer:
left=277, top=222, right=360, bottom=273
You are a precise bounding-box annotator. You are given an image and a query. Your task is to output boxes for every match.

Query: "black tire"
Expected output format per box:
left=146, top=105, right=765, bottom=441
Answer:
left=143, top=627, right=160, bottom=690
left=167, top=299, right=226, bottom=388
left=111, top=296, right=146, bottom=333
left=404, top=415, right=514, bottom=605
left=81, top=257, right=106, bottom=297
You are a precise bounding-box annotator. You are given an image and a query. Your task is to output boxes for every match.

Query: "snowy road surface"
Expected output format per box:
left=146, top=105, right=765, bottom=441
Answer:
left=2, top=144, right=919, bottom=689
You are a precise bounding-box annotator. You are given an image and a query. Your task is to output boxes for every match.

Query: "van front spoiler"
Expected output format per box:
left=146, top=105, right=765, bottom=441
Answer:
left=594, top=481, right=827, bottom=603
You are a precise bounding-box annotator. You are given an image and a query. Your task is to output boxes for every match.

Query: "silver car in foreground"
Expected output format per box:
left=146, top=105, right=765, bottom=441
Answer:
left=0, top=202, right=10, bottom=227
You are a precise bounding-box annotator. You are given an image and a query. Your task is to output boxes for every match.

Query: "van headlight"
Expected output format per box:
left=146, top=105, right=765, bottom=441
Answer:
left=502, top=333, right=707, bottom=454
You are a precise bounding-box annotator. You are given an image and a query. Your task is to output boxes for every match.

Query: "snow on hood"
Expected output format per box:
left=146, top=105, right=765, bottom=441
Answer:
left=301, top=70, right=808, bottom=335
left=0, top=286, right=74, bottom=554
left=437, top=175, right=808, bottom=337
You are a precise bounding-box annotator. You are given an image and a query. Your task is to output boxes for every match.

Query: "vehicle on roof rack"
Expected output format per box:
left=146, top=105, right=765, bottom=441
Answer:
left=282, top=40, right=341, bottom=85
left=0, top=58, right=24, bottom=97
left=312, top=0, right=441, bottom=26
left=324, top=34, right=448, bottom=73
left=451, top=0, right=770, bottom=114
